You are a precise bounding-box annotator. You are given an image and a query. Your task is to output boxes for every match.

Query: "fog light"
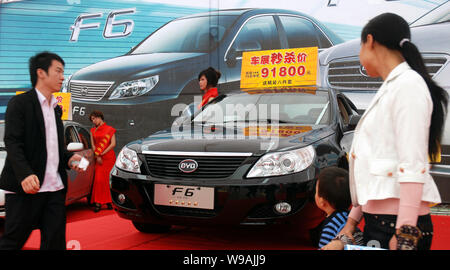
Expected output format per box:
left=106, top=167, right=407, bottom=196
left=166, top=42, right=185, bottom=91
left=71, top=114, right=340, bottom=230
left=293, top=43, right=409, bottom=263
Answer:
left=274, top=202, right=292, bottom=214
left=118, top=193, right=126, bottom=205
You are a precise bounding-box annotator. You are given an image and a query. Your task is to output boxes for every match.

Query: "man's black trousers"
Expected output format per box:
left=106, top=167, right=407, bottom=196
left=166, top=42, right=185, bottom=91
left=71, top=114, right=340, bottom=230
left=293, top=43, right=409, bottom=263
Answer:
left=0, top=190, right=66, bottom=250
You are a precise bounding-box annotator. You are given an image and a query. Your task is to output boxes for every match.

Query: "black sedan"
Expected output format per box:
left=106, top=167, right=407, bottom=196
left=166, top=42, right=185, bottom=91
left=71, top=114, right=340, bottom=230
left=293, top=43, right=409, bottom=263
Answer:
left=110, top=87, right=359, bottom=233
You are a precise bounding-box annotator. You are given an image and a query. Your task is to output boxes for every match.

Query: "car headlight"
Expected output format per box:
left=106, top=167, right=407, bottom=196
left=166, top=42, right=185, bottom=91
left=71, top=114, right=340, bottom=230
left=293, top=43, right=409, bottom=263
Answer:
left=115, top=147, right=141, bottom=173
left=246, top=145, right=315, bottom=178
left=109, top=75, right=159, bottom=100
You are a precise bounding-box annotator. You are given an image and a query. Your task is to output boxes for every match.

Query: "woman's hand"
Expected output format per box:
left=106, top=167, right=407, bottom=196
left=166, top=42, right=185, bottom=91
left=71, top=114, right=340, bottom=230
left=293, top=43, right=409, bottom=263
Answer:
left=321, top=217, right=360, bottom=250
left=389, top=229, right=401, bottom=250
left=339, top=217, right=358, bottom=242
left=96, top=155, right=103, bottom=165
left=321, top=240, right=344, bottom=250
left=389, top=234, right=397, bottom=250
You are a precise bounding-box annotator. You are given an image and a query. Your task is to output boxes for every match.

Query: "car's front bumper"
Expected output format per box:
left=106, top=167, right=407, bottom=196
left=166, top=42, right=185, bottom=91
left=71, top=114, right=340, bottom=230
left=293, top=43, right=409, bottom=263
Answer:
left=109, top=166, right=318, bottom=227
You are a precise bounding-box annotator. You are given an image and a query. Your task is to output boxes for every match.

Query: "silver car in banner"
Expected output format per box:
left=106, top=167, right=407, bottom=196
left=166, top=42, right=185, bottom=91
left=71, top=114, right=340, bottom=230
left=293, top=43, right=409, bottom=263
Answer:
left=318, top=2, right=450, bottom=201
left=0, top=121, right=95, bottom=217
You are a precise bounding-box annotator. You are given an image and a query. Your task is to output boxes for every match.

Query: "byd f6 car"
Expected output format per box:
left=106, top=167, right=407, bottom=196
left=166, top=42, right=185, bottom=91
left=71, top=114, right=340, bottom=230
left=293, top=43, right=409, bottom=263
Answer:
left=68, top=8, right=343, bottom=149
left=109, top=87, right=360, bottom=233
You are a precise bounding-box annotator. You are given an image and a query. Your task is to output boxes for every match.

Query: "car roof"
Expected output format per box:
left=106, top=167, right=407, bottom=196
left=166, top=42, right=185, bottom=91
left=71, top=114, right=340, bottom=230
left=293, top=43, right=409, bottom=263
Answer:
left=175, top=8, right=343, bottom=45
left=177, top=8, right=315, bottom=19
left=179, top=8, right=252, bottom=17
left=127, top=7, right=344, bottom=57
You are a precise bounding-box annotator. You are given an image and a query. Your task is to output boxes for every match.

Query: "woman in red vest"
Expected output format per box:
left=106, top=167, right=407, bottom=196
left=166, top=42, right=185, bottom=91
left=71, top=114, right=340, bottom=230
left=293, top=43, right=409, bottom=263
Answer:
left=89, top=110, right=116, bottom=212
left=198, top=67, right=221, bottom=109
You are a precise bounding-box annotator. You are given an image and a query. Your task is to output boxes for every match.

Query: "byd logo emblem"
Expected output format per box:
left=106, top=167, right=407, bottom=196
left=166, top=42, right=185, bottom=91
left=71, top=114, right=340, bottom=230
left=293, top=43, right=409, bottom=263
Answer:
left=178, top=159, right=198, bottom=173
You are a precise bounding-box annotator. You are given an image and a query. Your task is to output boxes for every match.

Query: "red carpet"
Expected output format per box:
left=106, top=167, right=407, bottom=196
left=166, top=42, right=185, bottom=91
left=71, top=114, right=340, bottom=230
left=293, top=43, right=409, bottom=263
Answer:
left=21, top=199, right=450, bottom=250
left=431, top=215, right=450, bottom=250
left=23, top=214, right=315, bottom=250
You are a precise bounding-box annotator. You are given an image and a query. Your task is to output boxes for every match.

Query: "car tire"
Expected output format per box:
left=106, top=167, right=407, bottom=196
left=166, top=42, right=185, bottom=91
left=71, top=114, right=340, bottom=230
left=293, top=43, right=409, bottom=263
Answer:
left=132, top=221, right=172, bottom=233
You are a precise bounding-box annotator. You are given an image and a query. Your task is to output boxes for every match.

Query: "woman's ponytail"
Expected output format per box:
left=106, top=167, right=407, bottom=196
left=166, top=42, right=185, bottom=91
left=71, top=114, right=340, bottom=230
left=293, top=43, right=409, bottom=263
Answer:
left=401, top=41, right=448, bottom=160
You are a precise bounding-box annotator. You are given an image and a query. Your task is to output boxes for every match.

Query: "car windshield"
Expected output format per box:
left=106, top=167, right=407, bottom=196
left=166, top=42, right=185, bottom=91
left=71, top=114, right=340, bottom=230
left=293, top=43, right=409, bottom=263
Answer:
left=131, top=15, right=238, bottom=54
left=193, top=90, right=331, bottom=126
left=410, top=1, right=450, bottom=27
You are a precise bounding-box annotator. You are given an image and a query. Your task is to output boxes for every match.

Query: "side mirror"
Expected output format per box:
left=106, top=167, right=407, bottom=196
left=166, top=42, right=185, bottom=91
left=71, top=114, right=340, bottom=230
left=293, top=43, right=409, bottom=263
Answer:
left=349, top=114, right=361, bottom=126
left=345, top=114, right=361, bottom=131
left=67, top=142, right=84, bottom=152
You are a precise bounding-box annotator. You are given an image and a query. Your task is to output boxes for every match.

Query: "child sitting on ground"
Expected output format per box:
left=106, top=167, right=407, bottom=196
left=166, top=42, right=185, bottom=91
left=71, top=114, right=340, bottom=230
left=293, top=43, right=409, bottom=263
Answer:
left=312, top=167, right=363, bottom=249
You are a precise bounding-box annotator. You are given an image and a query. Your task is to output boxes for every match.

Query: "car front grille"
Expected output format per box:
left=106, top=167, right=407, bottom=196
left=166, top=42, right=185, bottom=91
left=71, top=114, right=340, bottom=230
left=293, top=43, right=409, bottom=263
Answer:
left=69, top=80, right=114, bottom=101
left=144, top=154, right=248, bottom=179
left=327, top=55, right=448, bottom=90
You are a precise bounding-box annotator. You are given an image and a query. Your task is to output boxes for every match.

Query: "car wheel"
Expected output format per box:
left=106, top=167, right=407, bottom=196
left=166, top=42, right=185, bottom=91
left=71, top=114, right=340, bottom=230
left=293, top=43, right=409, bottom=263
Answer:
left=132, top=221, right=172, bottom=233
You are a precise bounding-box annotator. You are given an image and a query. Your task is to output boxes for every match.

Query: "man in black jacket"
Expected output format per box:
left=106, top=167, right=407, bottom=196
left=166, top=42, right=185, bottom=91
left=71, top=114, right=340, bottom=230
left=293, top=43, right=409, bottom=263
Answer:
left=0, top=52, right=83, bottom=250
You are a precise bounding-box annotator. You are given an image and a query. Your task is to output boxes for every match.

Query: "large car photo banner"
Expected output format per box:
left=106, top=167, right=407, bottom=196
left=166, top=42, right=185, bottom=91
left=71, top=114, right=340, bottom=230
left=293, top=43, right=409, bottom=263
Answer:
left=0, top=0, right=447, bottom=149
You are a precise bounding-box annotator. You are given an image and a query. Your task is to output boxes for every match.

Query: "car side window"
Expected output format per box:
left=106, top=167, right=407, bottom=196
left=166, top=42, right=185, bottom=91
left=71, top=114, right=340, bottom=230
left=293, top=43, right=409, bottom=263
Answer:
left=231, top=15, right=281, bottom=57
left=64, top=126, right=78, bottom=146
left=315, top=24, right=332, bottom=48
left=76, top=126, right=92, bottom=150
left=278, top=16, right=321, bottom=48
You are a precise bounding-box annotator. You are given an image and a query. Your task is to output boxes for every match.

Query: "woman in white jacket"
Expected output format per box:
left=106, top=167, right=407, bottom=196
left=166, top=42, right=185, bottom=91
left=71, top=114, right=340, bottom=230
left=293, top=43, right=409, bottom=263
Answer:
left=325, top=13, right=448, bottom=250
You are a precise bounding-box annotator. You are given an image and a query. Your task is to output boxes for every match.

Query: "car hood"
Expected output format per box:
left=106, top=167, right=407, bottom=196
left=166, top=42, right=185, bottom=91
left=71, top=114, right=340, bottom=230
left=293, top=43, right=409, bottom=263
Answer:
left=320, top=22, right=450, bottom=66
left=127, top=124, right=335, bottom=156
left=411, top=22, right=450, bottom=53
left=71, top=52, right=205, bottom=81
left=319, top=39, right=360, bottom=65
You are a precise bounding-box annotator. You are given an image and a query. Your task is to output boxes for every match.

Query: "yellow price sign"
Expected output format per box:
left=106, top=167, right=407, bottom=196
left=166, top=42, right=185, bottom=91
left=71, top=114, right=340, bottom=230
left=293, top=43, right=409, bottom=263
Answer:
left=54, top=92, right=72, bottom=120
left=240, top=47, right=318, bottom=89
left=16, top=91, right=72, bottom=120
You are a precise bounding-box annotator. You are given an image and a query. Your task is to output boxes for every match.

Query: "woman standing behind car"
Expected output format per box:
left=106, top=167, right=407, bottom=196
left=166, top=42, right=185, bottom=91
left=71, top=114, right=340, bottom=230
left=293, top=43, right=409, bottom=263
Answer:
left=198, top=67, right=221, bottom=109
left=333, top=13, right=448, bottom=250
left=89, top=110, right=116, bottom=212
